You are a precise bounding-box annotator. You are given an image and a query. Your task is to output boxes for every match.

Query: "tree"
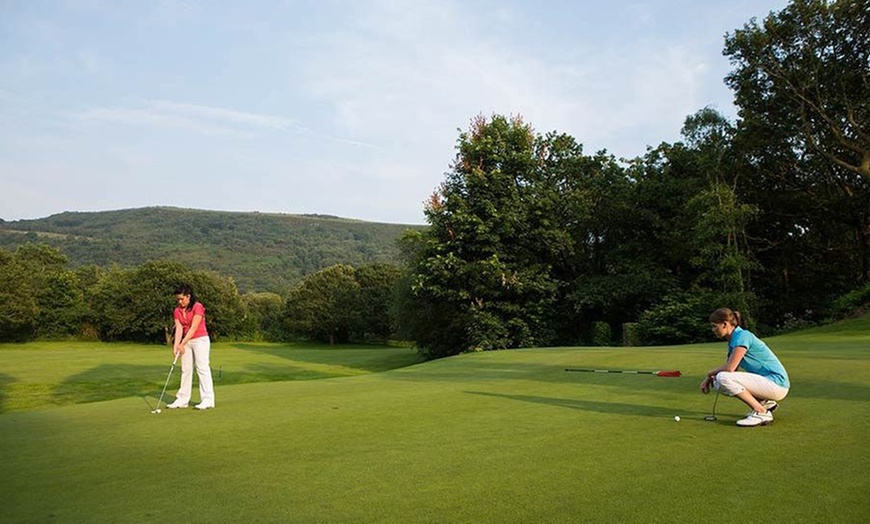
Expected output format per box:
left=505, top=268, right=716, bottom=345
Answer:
left=680, top=109, right=758, bottom=314
left=241, top=292, right=285, bottom=341
left=91, top=261, right=191, bottom=342
left=0, top=248, right=38, bottom=341
left=408, top=115, right=561, bottom=357
left=90, top=260, right=245, bottom=343
left=0, top=244, right=88, bottom=340
left=35, top=271, right=87, bottom=338
left=353, top=263, right=402, bottom=341
left=284, top=264, right=360, bottom=344
left=550, top=143, right=653, bottom=340
left=186, top=270, right=245, bottom=340
left=724, top=0, right=870, bottom=284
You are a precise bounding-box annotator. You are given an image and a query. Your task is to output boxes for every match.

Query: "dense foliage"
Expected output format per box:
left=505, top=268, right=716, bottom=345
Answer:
left=723, top=0, right=870, bottom=321
left=0, top=244, right=401, bottom=344
left=283, top=263, right=401, bottom=344
left=396, top=0, right=869, bottom=357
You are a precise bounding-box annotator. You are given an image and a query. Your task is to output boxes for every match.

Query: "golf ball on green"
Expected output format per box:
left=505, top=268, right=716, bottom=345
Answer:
left=674, top=415, right=680, bottom=422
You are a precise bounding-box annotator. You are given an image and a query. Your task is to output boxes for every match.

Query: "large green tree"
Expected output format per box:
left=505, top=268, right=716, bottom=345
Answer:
left=91, top=261, right=244, bottom=343
left=240, top=292, right=285, bottom=341
left=0, top=249, right=38, bottom=341
left=724, top=0, right=870, bottom=286
left=408, top=115, right=561, bottom=357
left=283, top=264, right=361, bottom=344
left=353, top=263, right=402, bottom=342
left=0, top=245, right=88, bottom=341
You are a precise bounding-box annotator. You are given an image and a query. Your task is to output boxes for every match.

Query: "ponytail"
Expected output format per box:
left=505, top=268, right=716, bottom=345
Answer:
left=709, top=308, right=743, bottom=327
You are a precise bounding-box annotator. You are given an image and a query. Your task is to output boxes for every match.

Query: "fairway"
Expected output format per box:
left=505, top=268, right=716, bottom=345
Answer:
left=1, top=319, right=869, bottom=523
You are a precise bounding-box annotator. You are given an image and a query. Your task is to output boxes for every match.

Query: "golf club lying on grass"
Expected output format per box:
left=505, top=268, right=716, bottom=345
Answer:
left=705, top=388, right=721, bottom=421
left=151, top=354, right=179, bottom=414
left=564, top=368, right=682, bottom=377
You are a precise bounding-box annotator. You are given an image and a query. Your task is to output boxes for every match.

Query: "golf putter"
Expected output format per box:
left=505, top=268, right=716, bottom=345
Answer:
left=705, top=388, right=720, bottom=421
left=151, top=354, right=179, bottom=414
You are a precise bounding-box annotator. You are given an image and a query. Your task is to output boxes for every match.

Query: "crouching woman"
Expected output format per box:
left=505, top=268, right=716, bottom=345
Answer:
left=701, top=308, right=789, bottom=427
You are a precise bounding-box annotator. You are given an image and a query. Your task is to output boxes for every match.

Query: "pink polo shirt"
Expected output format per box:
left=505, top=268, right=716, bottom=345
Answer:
left=174, top=302, right=208, bottom=340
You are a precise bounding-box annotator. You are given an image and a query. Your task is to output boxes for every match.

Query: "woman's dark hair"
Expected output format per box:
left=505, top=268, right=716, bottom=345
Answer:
left=174, top=283, right=198, bottom=311
left=709, top=308, right=743, bottom=328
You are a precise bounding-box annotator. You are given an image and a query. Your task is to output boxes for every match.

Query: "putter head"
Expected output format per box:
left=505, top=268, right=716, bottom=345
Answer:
left=704, top=415, right=717, bottom=421
left=150, top=409, right=161, bottom=414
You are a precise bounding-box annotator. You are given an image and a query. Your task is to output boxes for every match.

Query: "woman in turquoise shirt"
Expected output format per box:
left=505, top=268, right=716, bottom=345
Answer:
left=701, top=308, right=790, bottom=427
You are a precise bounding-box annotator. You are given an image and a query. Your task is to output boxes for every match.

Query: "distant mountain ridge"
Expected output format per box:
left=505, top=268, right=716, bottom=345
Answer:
left=0, top=207, right=423, bottom=292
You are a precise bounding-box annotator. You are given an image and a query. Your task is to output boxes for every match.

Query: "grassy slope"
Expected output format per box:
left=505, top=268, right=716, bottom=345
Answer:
left=0, top=318, right=868, bottom=523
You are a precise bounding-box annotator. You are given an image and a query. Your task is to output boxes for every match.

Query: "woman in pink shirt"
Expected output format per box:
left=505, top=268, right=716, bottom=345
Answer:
left=166, top=284, right=215, bottom=410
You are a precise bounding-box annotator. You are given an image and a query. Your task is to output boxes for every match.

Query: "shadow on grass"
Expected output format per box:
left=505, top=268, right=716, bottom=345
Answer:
left=786, top=379, right=870, bottom=401
left=52, top=362, right=343, bottom=408
left=0, top=373, right=14, bottom=413
left=392, top=361, right=687, bottom=395
left=227, top=342, right=425, bottom=373
left=223, top=363, right=338, bottom=383
left=466, top=390, right=707, bottom=419
left=53, top=364, right=171, bottom=407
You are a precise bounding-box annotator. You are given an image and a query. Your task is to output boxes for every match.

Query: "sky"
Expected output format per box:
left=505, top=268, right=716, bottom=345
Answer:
left=0, top=0, right=790, bottom=225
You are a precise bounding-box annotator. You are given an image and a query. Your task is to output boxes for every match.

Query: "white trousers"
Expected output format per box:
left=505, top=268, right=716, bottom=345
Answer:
left=174, top=336, right=215, bottom=406
left=714, top=371, right=789, bottom=401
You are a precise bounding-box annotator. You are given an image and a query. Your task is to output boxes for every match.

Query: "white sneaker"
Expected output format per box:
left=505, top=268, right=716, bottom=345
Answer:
left=165, top=401, right=188, bottom=409
left=194, top=402, right=214, bottom=410
left=745, top=400, right=779, bottom=417
left=737, top=410, right=773, bottom=427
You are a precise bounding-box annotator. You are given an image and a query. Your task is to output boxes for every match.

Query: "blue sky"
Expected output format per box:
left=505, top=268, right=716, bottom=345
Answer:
left=1, top=0, right=789, bottom=225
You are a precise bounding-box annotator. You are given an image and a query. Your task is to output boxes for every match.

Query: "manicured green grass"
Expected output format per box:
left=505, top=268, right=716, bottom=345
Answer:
left=1, top=318, right=868, bottom=522
left=0, top=341, right=425, bottom=413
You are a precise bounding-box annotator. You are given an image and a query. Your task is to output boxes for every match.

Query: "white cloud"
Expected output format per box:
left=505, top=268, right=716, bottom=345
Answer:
left=72, top=100, right=377, bottom=147
left=149, top=100, right=298, bottom=130
left=75, top=106, right=245, bottom=136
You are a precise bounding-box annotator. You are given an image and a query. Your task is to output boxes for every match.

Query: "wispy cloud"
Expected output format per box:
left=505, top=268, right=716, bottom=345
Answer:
left=76, top=106, right=243, bottom=136
left=74, top=100, right=376, bottom=146
left=150, top=101, right=298, bottom=130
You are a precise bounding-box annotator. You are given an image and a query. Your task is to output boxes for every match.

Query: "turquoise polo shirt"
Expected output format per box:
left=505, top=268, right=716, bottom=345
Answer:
left=728, top=326, right=790, bottom=388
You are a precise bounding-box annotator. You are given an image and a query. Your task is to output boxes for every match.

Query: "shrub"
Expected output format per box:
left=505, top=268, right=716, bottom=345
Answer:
left=828, top=284, right=870, bottom=319
left=637, top=296, right=709, bottom=345
left=591, top=321, right=612, bottom=346
left=622, top=322, right=641, bottom=346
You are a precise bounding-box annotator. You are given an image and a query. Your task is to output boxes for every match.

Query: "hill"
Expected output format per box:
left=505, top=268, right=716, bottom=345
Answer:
left=0, top=207, right=423, bottom=292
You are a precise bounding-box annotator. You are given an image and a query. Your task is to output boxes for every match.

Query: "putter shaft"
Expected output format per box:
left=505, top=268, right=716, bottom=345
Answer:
left=153, top=355, right=179, bottom=412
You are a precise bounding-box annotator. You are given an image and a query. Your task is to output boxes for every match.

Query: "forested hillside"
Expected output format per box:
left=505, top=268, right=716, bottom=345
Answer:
left=0, top=207, right=421, bottom=292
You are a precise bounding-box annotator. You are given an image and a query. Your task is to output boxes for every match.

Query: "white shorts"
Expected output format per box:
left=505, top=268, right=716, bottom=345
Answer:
left=714, top=371, right=789, bottom=401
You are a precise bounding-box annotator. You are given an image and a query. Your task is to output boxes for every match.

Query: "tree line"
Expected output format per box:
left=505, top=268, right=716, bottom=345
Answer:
left=2, top=0, right=868, bottom=356
left=0, top=244, right=401, bottom=345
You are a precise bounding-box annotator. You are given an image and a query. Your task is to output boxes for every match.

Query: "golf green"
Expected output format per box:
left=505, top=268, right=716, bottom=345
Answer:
left=1, top=319, right=868, bottom=522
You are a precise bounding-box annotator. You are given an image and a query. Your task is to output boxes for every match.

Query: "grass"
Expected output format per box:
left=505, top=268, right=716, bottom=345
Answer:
left=1, top=318, right=868, bottom=523
left=0, top=341, right=425, bottom=413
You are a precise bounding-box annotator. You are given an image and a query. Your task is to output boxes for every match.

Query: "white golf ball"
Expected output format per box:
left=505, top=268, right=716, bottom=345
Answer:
left=674, top=415, right=680, bottom=422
